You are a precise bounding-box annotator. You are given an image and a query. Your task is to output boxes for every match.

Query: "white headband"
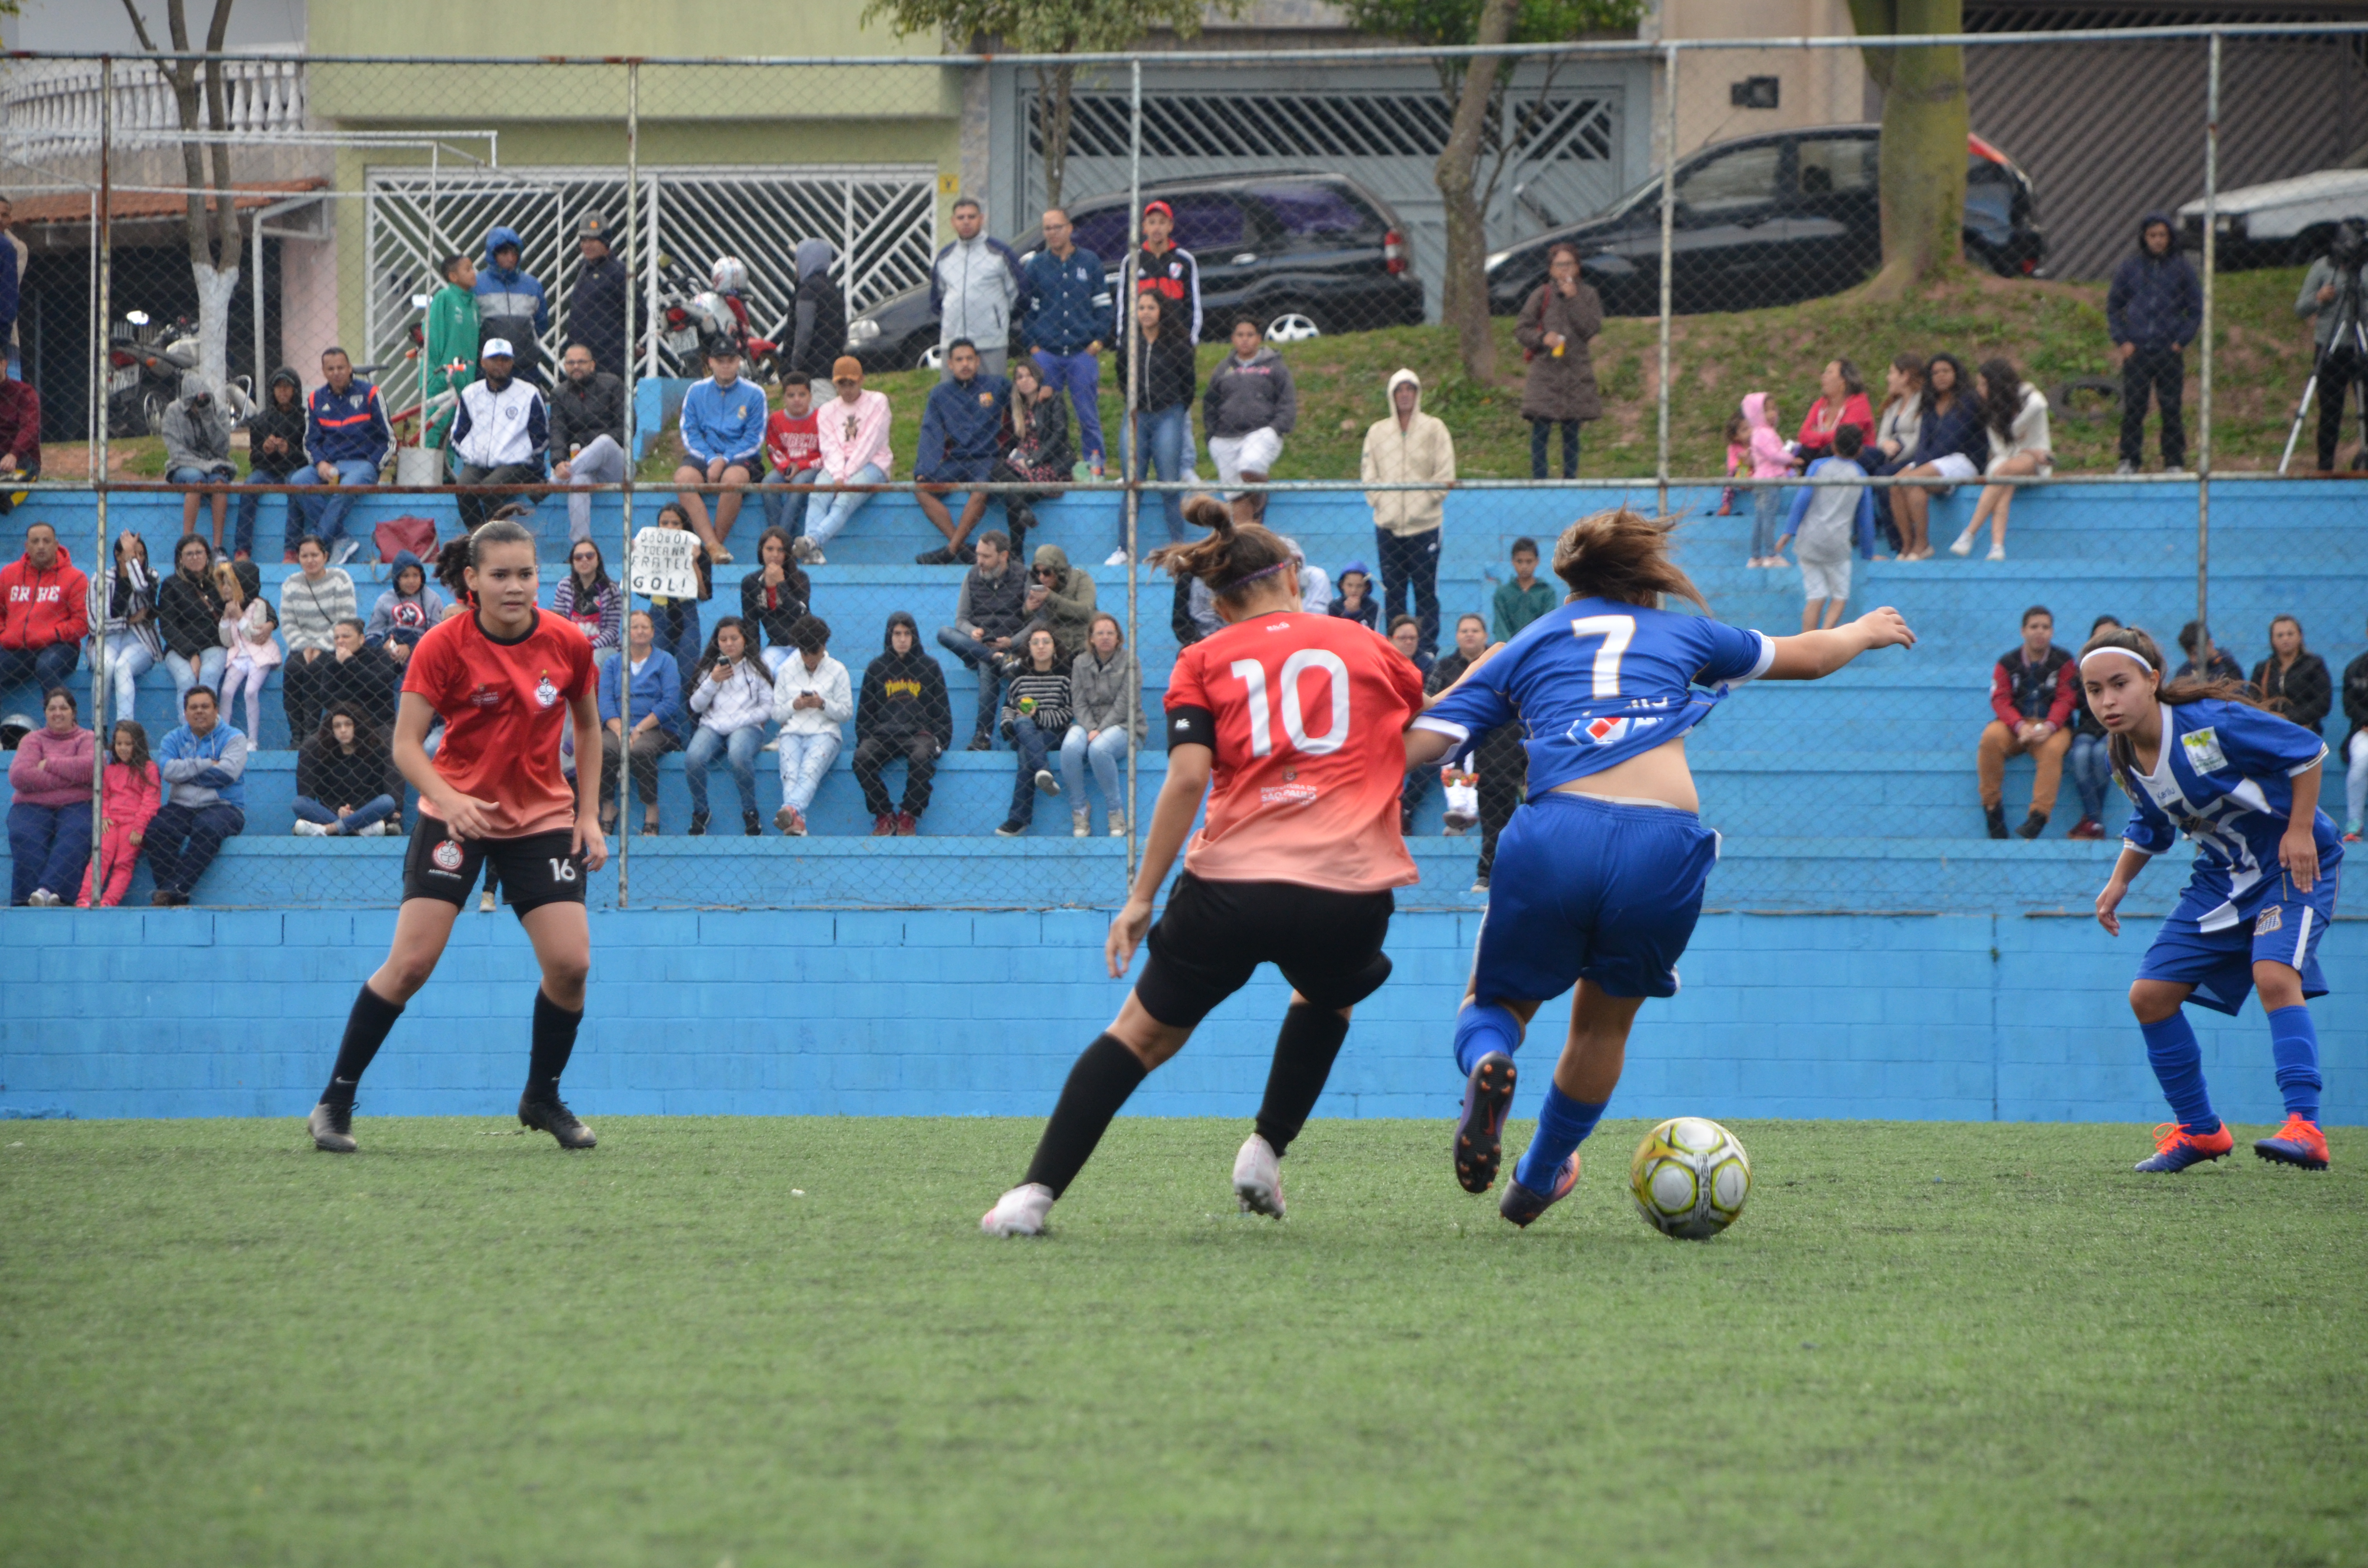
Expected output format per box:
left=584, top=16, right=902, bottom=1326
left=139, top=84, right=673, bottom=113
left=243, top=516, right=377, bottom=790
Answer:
left=2078, top=646, right=2154, bottom=677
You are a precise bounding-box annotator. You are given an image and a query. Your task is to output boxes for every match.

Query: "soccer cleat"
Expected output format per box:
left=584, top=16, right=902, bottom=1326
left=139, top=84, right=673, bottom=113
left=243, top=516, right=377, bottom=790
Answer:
left=1232, top=1133, right=1286, bottom=1218
left=1498, top=1151, right=1580, bottom=1227
left=518, top=1094, right=597, bottom=1150
left=2254, top=1115, right=2331, bottom=1170
left=2134, top=1120, right=2234, bottom=1172
left=980, top=1182, right=1055, bottom=1236
left=308, top=1101, right=357, bottom=1153
left=1453, top=1051, right=1517, bottom=1194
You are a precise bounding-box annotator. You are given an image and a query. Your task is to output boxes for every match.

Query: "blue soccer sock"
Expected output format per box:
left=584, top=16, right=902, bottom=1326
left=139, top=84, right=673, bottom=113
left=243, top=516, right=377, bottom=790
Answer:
left=2265, top=1005, right=2322, bottom=1123
left=2141, top=1011, right=2219, bottom=1134
left=1454, top=1001, right=1524, bottom=1077
left=1513, top=1082, right=1608, bottom=1194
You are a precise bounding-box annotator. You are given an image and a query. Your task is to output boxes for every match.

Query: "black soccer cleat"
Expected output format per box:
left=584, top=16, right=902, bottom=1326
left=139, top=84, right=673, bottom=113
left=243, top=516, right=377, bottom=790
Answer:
left=308, top=1101, right=356, bottom=1153
left=1453, top=1051, right=1517, bottom=1194
left=518, top=1094, right=597, bottom=1150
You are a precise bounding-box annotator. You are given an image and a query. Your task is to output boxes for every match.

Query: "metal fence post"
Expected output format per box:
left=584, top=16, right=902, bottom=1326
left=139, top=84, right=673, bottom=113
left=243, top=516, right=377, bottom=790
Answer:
left=1656, top=41, right=1677, bottom=515
left=87, top=59, right=115, bottom=906
left=617, top=59, right=640, bottom=910
left=1123, top=56, right=1142, bottom=890
left=2196, top=30, right=2219, bottom=638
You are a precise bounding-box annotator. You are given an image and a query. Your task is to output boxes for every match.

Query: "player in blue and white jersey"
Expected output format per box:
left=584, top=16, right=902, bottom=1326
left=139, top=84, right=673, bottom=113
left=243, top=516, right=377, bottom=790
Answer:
left=1404, top=507, right=1916, bottom=1225
left=2084, top=626, right=2342, bottom=1174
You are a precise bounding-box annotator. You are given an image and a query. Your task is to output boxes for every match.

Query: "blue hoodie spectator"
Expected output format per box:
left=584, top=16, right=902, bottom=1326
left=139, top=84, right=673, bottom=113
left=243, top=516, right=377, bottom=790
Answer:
left=474, top=224, right=551, bottom=371
left=157, top=715, right=248, bottom=808
left=916, top=368, right=1011, bottom=474
left=1018, top=243, right=1107, bottom=355
left=2106, top=212, right=2202, bottom=350
left=305, top=375, right=391, bottom=468
left=679, top=374, right=768, bottom=468
left=599, top=643, right=685, bottom=740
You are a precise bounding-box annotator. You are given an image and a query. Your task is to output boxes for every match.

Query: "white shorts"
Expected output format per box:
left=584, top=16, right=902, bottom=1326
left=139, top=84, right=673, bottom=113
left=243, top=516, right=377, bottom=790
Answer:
left=1926, top=452, right=1980, bottom=483
left=1986, top=452, right=2053, bottom=479
left=1800, top=555, right=1851, bottom=603
left=1207, top=427, right=1283, bottom=495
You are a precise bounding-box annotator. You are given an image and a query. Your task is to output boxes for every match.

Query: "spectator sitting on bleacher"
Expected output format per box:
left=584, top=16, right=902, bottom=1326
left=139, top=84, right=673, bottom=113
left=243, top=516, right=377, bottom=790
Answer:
left=1949, top=358, right=2050, bottom=563
left=599, top=609, right=684, bottom=836
left=1022, top=542, right=1096, bottom=664
left=1796, top=358, right=1873, bottom=465
left=321, top=617, right=401, bottom=730
left=450, top=341, right=549, bottom=537
left=769, top=613, right=850, bottom=838
left=1864, top=354, right=1925, bottom=553
left=1061, top=611, right=1138, bottom=839
left=937, top=529, right=1028, bottom=750
left=293, top=703, right=401, bottom=837
left=684, top=615, right=774, bottom=838
left=0, top=520, right=86, bottom=706
left=1492, top=537, right=1555, bottom=641
left=993, top=356, right=1073, bottom=561
left=1328, top=561, right=1380, bottom=631
left=1204, top=316, right=1296, bottom=526
left=913, top=339, right=1010, bottom=566
left=553, top=538, right=623, bottom=660
left=1979, top=604, right=2075, bottom=841
left=994, top=626, right=1072, bottom=838
left=279, top=535, right=357, bottom=744
left=0, top=368, right=39, bottom=513
left=78, top=718, right=159, bottom=907
left=759, top=373, right=823, bottom=539
left=2174, top=620, right=2244, bottom=684
left=1414, top=613, right=1490, bottom=835
left=238, top=369, right=305, bottom=562
left=2250, top=614, right=2332, bottom=742
left=647, top=502, right=712, bottom=679
left=364, top=551, right=445, bottom=665
left=739, top=527, right=813, bottom=674
left=799, top=358, right=893, bottom=566
left=549, top=341, right=629, bottom=546
left=161, top=373, right=236, bottom=554
left=852, top=610, right=950, bottom=837
left=297, top=348, right=389, bottom=564
left=1284, top=537, right=1331, bottom=613
left=158, top=534, right=226, bottom=705
left=2065, top=613, right=2122, bottom=842
left=148, top=684, right=247, bottom=906
left=7, top=686, right=93, bottom=906
left=89, top=529, right=162, bottom=727
left=1892, top=352, right=1986, bottom=562
left=1388, top=614, right=1433, bottom=679
left=2342, top=616, right=2368, bottom=842
left=214, top=560, right=278, bottom=744
left=674, top=343, right=767, bottom=562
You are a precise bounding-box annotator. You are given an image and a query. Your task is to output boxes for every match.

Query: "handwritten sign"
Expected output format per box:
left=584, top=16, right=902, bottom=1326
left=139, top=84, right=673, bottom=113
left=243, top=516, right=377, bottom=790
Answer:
left=629, top=527, right=700, bottom=600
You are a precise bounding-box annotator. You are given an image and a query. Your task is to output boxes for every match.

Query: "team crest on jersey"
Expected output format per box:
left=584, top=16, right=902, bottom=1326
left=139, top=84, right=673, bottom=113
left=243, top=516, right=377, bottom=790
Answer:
left=2256, top=905, right=2283, bottom=934
left=430, top=840, right=465, bottom=873
left=2182, top=727, right=2228, bottom=773
left=534, top=674, right=560, bottom=708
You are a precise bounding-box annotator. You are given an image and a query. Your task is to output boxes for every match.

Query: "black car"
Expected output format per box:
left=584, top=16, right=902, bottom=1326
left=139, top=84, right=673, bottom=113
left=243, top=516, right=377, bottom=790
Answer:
left=843, top=170, right=1426, bottom=372
left=1485, top=124, right=2047, bottom=318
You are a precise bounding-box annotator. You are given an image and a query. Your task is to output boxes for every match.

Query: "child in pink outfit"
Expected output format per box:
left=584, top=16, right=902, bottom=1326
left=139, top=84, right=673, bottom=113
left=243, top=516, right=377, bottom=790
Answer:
left=215, top=559, right=279, bottom=741
left=1739, top=392, right=1798, bottom=566
left=78, top=719, right=160, bottom=907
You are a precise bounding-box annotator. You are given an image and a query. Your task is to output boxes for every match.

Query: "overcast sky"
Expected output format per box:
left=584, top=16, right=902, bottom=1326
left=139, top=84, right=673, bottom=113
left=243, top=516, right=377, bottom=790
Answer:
left=4, top=0, right=307, bottom=54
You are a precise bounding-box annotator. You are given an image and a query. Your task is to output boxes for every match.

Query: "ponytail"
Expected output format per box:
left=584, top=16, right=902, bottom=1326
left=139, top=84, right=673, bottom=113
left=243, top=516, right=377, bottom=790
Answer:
left=1147, top=494, right=1296, bottom=605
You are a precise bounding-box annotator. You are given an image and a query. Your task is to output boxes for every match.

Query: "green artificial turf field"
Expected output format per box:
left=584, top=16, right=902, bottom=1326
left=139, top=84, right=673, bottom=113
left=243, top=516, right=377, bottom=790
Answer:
left=3, top=1116, right=2363, bottom=1567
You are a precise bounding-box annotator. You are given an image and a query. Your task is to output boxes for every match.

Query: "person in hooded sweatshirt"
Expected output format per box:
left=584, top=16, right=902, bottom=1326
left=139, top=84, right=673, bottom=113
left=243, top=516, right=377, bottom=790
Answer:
left=851, top=610, right=951, bottom=836
left=365, top=551, right=448, bottom=665
left=1361, top=367, right=1455, bottom=659
left=789, top=238, right=847, bottom=388
left=2107, top=211, right=2201, bottom=475
left=161, top=372, right=237, bottom=553
left=1020, top=541, right=1097, bottom=664
left=237, top=368, right=307, bottom=562
left=0, top=519, right=87, bottom=702
left=1203, top=316, right=1297, bottom=526
left=474, top=224, right=551, bottom=387
left=422, top=252, right=479, bottom=452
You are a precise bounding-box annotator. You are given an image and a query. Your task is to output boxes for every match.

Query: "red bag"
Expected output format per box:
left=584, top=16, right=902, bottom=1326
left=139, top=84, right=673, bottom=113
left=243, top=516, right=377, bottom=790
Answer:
left=372, top=515, right=441, bottom=564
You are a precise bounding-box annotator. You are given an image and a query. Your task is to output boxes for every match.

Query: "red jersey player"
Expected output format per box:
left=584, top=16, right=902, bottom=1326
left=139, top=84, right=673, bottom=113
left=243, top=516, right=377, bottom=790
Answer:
left=983, top=497, right=1426, bottom=1235
left=307, top=517, right=608, bottom=1154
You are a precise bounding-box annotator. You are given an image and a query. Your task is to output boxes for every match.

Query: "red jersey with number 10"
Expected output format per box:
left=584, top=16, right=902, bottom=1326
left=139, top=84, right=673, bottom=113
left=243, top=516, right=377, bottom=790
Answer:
left=1164, top=610, right=1426, bottom=893
left=402, top=608, right=597, bottom=838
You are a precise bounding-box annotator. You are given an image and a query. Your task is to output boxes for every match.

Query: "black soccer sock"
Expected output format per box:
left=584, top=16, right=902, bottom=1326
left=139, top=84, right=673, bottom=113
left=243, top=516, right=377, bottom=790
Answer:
left=1021, top=1033, right=1150, bottom=1198
left=322, top=981, right=405, bottom=1108
left=526, top=987, right=584, bottom=1103
left=1254, top=1003, right=1352, bottom=1158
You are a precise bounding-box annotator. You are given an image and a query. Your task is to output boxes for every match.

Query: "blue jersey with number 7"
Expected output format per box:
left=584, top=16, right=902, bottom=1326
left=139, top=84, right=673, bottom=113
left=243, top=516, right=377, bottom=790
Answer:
left=1412, top=596, right=1774, bottom=798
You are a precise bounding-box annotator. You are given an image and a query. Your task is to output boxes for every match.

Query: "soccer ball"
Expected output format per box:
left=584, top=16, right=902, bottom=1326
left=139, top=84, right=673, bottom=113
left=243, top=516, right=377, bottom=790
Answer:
left=1628, top=1117, right=1751, bottom=1239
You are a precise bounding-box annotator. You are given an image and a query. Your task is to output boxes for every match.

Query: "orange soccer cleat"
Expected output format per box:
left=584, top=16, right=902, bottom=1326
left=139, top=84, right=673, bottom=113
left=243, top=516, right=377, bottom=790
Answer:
left=2253, top=1115, right=2331, bottom=1171
left=2134, top=1121, right=2234, bottom=1173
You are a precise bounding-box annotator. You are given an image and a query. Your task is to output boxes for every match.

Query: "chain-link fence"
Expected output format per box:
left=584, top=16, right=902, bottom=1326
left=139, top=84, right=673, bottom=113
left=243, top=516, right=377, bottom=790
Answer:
left=0, top=29, right=2359, bottom=916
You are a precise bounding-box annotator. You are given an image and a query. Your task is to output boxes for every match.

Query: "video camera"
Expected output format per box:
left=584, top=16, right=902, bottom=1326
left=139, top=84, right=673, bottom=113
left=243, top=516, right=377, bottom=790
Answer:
left=2329, top=216, right=2368, bottom=273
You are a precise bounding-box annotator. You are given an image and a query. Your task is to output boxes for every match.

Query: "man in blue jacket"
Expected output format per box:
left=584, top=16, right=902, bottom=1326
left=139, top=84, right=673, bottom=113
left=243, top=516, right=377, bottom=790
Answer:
left=475, top=223, right=552, bottom=387
left=673, top=344, right=768, bottom=559
left=2107, top=211, right=2201, bottom=474
left=1018, top=208, right=1106, bottom=477
left=913, top=339, right=1011, bottom=565
left=298, top=346, right=391, bottom=562
left=148, top=685, right=247, bottom=905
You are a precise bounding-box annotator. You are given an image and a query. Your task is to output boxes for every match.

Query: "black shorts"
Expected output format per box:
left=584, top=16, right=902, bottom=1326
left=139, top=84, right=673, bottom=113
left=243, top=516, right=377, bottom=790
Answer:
left=1135, top=873, right=1396, bottom=1029
left=402, top=825, right=586, bottom=919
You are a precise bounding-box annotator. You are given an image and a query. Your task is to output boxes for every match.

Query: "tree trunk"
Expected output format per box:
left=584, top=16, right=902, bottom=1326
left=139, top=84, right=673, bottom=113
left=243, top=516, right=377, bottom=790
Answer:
left=1435, top=0, right=1518, bottom=383
left=1036, top=62, right=1077, bottom=211
left=1851, top=0, right=1968, bottom=300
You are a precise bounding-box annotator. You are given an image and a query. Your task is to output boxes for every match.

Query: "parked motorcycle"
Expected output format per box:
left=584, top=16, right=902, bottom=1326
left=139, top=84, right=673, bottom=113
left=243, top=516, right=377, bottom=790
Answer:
left=106, top=310, right=255, bottom=438
left=649, top=255, right=783, bottom=382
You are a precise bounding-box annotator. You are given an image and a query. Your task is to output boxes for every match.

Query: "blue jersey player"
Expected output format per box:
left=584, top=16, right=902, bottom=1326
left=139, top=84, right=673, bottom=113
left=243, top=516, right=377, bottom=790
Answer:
left=1404, top=507, right=1916, bottom=1225
left=2083, top=627, right=2341, bottom=1173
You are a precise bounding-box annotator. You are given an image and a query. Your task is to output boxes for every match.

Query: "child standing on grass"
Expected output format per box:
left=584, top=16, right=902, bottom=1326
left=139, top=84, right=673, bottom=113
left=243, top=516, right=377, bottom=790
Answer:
left=1739, top=392, right=1796, bottom=568
left=1774, top=424, right=1876, bottom=632
left=77, top=720, right=159, bottom=907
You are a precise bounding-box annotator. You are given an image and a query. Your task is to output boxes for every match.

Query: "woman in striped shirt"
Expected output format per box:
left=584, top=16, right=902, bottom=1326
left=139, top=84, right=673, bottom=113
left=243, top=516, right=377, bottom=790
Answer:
left=995, top=625, right=1071, bottom=837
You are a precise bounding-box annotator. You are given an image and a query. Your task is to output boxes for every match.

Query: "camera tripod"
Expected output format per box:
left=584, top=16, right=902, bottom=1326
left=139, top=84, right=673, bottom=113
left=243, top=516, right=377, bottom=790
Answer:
left=2279, top=261, right=2368, bottom=474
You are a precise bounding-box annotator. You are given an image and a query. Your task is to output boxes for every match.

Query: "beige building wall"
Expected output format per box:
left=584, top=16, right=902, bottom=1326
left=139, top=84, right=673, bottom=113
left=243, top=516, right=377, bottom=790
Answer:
left=1650, top=0, right=1871, bottom=159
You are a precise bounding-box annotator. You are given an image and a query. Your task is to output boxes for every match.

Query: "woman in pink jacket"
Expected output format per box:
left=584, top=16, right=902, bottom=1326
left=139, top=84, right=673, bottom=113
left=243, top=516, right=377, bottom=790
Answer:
left=78, top=718, right=160, bottom=906
left=7, top=686, right=95, bottom=905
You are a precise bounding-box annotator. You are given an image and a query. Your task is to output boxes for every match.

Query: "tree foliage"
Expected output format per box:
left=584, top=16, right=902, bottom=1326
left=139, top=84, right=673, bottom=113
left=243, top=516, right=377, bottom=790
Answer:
left=119, top=0, right=247, bottom=396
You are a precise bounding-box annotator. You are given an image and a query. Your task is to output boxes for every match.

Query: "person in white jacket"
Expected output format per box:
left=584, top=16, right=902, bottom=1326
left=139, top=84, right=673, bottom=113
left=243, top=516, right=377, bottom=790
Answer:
left=683, top=615, right=775, bottom=835
left=1952, top=358, right=2051, bottom=563
left=768, top=612, right=853, bottom=836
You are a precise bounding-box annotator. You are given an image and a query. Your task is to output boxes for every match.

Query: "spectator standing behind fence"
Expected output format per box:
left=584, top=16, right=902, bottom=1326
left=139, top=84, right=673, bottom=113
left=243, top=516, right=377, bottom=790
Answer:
left=673, top=345, right=767, bottom=563
left=769, top=613, right=850, bottom=838
left=158, top=534, right=225, bottom=705
left=933, top=198, right=1023, bottom=379
left=449, top=341, right=548, bottom=536
left=1797, top=359, right=1873, bottom=465
left=0, top=365, right=38, bottom=510
left=1328, top=562, right=1381, bottom=632
left=1491, top=537, right=1554, bottom=642
left=2175, top=619, right=2245, bottom=684
left=938, top=529, right=1028, bottom=750
left=298, top=348, right=389, bottom=564
left=913, top=340, right=1011, bottom=566
left=89, top=531, right=162, bottom=726
left=422, top=253, right=477, bottom=453
left=2342, top=617, right=2368, bottom=841
left=1864, top=354, right=1925, bottom=554
left=1978, top=604, right=2075, bottom=841
left=568, top=216, right=629, bottom=382
left=994, top=357, right=1074, bottom=561
left=1891, top=353, right=1985, bottom=562
left=2109, top=211, right=2200, bottom=475
left=994, top=625, right=1072, bottom=837
left=1022, top=542, right=1097, bottom=664
left=1362, top=367, right=1454, bottom=659
left=278, top=536, right=356, bottom=743
left=365, top=551, right=446, bottom=661
left=1121, top=198, right=1203, bottom=346
left=1775, top=424, right=1875, bottom=633
left=739, top=527, right=812, bottom=674
left=1020, top=208, right=1109, bottom=477
left=683, top=616, right=774, bottom=838
left=1204, top=318, right=1296, bottom=526
left=760, top=374, right=823, bottom=538
left=148, top=685, right=246, bottom=906
left=1113, top=290, right=1195, bottom=555
left=320, top=617, right=401, bottom=731
left=161, top=373, right=236, bottom=554
left=798, top=358, right=891, bottom=566
left=1949, top=359, right=2050, bottom=563
left=2250, top=615, right=2332, bottom=742
left=1516, top=245, right=1602, bottom=479
left=853, top=610, right=950, bottom=836
left=6, top=686, right=93, bottom=906
left=646, top=502, right=712, bottom=678
left=789, top=240, right=847, bottom=391
left=2065, top=612, right=2122, bottom=842
left=549, top=342, right=628, bottom=546
left=553, top=539, right=623, bottom=661
left=213, top=560, right=277, bottom=743
left=0, top=520, right=86, bottom=704
left=1062, top=612, right=1138, bottom=839
left=474, top=225, right=550, bottom=386
left=2296, top=240, right=2366, bottom=472
left=598, top=609, right=684, bottom=836
left=1738, top=392, right=1795, bottom=568
left=238, top=368, right=305, bottom=561
left=293, top=705, right=402, bottom=838
left=78, top=719, right=158, bottom=907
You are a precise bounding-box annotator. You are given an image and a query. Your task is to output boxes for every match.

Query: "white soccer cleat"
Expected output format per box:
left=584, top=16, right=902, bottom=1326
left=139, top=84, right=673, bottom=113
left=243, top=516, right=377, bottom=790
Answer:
left=1233, top=1133, right=1286, bottom=1218
left=980, top=1182, right=1055, bottom=1237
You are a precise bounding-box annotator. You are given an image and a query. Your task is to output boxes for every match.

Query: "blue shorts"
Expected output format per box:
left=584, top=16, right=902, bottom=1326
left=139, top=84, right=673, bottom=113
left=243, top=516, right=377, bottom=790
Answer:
left=2136, top=866, right=2339, bottom=1016
left=918, top=455, right=994, bottom=485
left=1469, top=790, right=1719, bottom=1003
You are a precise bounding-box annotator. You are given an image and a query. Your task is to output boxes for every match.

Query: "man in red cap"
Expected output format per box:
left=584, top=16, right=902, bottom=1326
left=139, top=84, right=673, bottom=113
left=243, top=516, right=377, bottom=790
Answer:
left=1120, top=199, right=1202, bottom=347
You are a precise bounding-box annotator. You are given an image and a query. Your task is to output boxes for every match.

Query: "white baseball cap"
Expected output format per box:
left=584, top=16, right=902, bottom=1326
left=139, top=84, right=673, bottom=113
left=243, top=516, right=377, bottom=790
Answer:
left=482, top=338, right=515, bottom=359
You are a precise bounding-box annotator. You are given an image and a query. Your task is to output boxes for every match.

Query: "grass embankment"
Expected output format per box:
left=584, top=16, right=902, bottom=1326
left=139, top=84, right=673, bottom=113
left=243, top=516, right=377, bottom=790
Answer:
left=3, top=1116, right=2362, bottom=1565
